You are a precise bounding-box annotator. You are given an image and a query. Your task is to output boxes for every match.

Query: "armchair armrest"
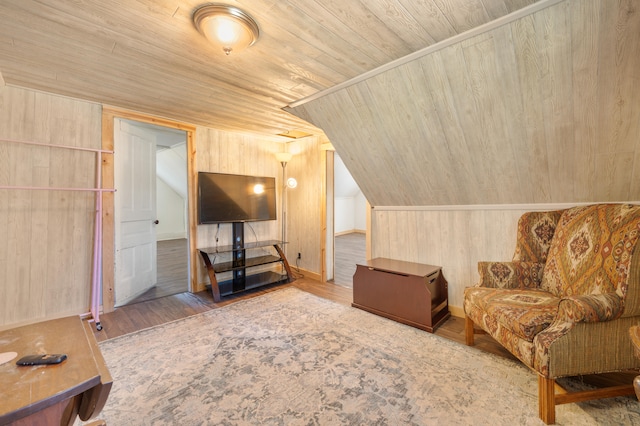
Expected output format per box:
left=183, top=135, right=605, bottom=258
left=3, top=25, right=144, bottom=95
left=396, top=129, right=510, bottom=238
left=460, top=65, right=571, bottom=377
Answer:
left=477, top=261, right=544, bottom=289
left=533, top=291, right=624, bottom=375
left=556, top=292, right=624, bottom=323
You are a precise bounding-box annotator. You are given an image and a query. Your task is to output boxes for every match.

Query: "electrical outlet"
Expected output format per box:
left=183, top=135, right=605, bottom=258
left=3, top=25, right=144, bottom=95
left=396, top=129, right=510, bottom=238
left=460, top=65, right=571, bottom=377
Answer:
left=297, top=252, right=301, bottom=259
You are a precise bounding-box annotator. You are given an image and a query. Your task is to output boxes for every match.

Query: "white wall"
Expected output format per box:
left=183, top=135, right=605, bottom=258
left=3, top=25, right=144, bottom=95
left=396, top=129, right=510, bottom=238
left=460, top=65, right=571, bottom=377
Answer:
left=155, top=137, right=188, bottom=241
left=354, top=191, right=367, bottom=231
left=156, top=177, right=186, bottom=240
left=334, top=154, right=366, bottom=234
left=335, top=194, right=367, bottom=234
left=335, top=197, right=355, bottom=234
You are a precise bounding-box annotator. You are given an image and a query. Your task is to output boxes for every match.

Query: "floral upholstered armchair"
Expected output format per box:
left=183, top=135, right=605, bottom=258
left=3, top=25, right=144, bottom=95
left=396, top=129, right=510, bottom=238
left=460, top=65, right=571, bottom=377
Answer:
left=464, top=204, right=640, bottom=424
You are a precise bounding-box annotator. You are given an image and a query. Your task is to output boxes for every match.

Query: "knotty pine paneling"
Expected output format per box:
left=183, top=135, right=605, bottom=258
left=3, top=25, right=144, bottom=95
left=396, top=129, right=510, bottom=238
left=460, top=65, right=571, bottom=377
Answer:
left=0, top=86, right=101, bottom=328
left=288, top=0, right=640, bottom=208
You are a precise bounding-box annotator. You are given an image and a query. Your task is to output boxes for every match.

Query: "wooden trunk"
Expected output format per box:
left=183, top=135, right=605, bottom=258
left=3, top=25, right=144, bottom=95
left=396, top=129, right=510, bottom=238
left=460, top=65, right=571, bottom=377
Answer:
left=352, top=258, right=450, bottom=332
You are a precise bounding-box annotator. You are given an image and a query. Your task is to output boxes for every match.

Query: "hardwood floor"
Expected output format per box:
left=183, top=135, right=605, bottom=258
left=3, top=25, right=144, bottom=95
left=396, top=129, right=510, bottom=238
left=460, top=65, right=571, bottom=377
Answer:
left=92, top=278, right=352, bottom=342
left=333, top=232, right=366, bottom=287
left=127, top=238, right=189, bottom=305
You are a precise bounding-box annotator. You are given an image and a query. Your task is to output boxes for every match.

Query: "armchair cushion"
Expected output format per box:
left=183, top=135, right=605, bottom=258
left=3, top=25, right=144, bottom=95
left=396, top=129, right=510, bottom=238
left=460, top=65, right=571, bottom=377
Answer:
left=464, top=286, right=559, bottom=341
left=477, top=261, right=544, bottom=289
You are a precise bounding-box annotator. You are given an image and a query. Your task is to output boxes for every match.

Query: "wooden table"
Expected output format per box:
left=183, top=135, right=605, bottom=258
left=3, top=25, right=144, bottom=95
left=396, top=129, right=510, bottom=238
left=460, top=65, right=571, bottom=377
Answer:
left=0, top=316, right=112, bottom=425
left=352, top=258, right=450, bottom=332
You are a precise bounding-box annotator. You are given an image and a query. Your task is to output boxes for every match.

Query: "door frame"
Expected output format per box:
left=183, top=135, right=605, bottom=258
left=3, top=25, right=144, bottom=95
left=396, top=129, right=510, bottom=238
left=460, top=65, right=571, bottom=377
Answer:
left=322, top=148, right=334, bottom=283
left=322, top=145, right=371, bottom=283
left=101, top=107, right=197, bottom=313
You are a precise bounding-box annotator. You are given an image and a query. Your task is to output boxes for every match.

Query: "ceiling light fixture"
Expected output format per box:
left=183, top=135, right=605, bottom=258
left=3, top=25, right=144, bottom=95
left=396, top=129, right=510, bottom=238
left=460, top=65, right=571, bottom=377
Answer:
left=193, top=4, right=260, bottom=56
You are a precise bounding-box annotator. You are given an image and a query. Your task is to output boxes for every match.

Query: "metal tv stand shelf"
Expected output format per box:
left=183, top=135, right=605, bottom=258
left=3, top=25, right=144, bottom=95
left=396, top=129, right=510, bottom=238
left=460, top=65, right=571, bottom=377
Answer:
left=199, top=223, right=293, bottom=302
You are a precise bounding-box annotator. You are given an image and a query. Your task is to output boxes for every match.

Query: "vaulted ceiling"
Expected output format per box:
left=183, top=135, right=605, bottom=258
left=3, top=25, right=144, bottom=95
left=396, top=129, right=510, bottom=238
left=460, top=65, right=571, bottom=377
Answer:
left=0, top=0, right=537, bottom=138
left=1, top=0, right=638, bottom=207
left=287, top=0, right=640, bottom=206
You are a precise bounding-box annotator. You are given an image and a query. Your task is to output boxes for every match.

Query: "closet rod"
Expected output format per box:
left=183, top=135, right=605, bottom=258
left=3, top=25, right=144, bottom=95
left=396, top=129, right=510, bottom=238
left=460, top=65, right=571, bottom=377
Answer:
left=0, top=137, right=113, bottom=154
left=0, top=186, right=114, bottom=192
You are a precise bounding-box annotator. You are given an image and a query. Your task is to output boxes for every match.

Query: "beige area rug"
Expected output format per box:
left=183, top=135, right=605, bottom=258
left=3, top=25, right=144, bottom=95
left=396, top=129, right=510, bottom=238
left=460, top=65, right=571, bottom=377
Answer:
left=80, top=288, right=640, bottom=425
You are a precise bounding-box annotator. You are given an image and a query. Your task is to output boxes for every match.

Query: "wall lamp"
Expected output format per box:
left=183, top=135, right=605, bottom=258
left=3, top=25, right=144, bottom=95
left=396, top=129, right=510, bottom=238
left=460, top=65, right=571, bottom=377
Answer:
left=193, top=4, right=260, bottom=55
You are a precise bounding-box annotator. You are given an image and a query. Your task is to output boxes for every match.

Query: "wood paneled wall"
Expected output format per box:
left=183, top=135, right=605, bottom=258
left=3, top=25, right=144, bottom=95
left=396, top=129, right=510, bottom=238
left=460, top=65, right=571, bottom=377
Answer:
left=288, top=0, right=640, bottom=208
left=284, top=0, right=640, bottom=315
left=0, top=86, right=102, bottom=328
left=194, top=132, right=325, bottom=285
left=283, top=136, right=324, bottom=277
left=371, top=206, right=543, bottom=315
left=193, top=128, right=314, bottom=289
left=0, top=86, right=328, bottom=328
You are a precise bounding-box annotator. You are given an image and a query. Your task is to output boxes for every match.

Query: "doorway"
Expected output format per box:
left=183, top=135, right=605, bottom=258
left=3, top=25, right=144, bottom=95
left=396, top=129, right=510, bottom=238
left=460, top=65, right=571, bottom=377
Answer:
left=114, top=118, right=189, bottom=306
left=330, top=152, right=367, bottom=288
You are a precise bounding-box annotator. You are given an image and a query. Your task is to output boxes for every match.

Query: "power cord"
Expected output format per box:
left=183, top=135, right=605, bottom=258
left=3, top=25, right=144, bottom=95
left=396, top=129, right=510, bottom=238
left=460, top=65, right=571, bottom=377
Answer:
left=292, top=257, right=304, bottom=279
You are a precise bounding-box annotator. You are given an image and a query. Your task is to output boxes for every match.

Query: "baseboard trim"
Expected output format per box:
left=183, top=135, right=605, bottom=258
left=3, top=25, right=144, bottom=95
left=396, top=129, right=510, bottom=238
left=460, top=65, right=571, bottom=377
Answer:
left=449, top=305, right=464, bottom=319
left=293, top=268, right=321, bottom=282
left=335, top=230, right=366, bottom=237
left=157, top=234, right=187, bottom=241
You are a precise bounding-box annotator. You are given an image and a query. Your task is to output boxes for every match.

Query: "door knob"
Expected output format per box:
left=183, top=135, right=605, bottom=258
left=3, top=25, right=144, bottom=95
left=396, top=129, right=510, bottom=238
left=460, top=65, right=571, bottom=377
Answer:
left=153, top=220, right=159, bottom=224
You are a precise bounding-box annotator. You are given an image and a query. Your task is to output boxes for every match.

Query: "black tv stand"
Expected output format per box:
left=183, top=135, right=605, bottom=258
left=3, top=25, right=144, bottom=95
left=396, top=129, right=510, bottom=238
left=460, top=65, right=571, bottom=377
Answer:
left=199, top=223, right=294, bottom=302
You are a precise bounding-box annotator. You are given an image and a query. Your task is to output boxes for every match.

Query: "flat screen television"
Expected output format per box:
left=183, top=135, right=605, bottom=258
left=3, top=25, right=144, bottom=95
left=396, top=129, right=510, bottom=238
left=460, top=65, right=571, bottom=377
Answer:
left=198, top=172, right=277, bottom=224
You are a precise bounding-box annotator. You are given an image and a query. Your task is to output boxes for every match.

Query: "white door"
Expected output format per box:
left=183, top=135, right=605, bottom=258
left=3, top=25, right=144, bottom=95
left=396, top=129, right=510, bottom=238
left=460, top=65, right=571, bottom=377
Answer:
left=114, top=119, right=157, bottom=306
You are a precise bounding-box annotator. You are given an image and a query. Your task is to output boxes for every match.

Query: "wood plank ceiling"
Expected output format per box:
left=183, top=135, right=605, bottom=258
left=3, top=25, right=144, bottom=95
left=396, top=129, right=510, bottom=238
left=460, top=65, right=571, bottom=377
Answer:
left=0, top=0, right=538, bottom=139
left=287, top=0, right=640, bottom=206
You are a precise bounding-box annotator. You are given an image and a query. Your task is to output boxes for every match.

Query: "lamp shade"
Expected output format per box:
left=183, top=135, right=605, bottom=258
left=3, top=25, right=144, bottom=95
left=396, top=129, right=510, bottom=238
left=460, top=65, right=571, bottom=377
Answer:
left=193, top=4, right=259, bottom=55
left=275, top=152, right=293, bottom=163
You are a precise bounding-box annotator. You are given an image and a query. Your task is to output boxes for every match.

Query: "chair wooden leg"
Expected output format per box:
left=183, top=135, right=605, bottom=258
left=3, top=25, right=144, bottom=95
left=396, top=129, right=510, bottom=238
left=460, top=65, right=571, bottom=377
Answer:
left=464, top=315, right=475, bottom=346
left=538, top=375, right=556, bottom=425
